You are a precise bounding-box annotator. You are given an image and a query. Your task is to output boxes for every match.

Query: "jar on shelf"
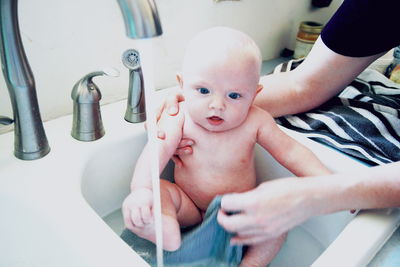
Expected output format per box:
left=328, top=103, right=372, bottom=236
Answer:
left=293, top=21, right=324, bottom=59
left=385, top=45, right=400, bottom=84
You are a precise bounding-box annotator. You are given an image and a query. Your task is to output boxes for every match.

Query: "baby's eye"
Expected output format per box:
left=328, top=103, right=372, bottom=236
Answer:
left=197, top=88, right=210, bottom=94
left=228, top=92, right=241, bottom=99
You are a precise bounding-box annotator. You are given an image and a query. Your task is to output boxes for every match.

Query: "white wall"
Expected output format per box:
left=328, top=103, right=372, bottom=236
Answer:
left=0, top=0, right=342, bottom=133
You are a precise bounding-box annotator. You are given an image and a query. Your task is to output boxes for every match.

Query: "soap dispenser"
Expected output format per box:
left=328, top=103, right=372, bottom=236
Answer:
left=71, top=69, right=119, bottom=141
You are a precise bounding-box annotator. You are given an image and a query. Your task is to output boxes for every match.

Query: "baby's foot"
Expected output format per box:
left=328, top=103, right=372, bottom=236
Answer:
left=132, top=214, right=181, bottom=251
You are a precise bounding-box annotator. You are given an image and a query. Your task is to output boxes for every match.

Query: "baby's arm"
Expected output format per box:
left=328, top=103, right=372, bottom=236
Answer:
left=130, top=107, right=185, bottom=191
left=255, top=108, right=331, bottom=176
left=123, top=103, right=185, bottom=229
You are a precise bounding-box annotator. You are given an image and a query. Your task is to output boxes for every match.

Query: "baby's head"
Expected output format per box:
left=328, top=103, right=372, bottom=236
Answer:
left=177, top=26, right=263, bottom=132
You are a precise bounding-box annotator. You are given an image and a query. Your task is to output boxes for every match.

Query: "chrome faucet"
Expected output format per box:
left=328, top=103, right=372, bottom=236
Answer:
left=0, top=0, right=50, bottom=160
left=0, top=0, right=162, bottom=160
left=122, top=49, right=146, bottom=123
left=117, top=0, right=163, bottom=39
left=71, top=69, right=119, bottom=142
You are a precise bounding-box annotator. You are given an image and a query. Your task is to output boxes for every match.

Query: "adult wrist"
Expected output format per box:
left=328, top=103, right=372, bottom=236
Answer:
left=301, top=174, right=351, bottom=216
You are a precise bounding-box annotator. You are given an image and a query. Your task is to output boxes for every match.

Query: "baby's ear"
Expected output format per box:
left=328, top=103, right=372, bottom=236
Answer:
left=176, top=73, right=183, bottom=88
left=256, top=84, right=263, bottom=94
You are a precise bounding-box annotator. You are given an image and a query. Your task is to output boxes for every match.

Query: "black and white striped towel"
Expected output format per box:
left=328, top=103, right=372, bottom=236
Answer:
left=274, top=59, right=400, bottom=166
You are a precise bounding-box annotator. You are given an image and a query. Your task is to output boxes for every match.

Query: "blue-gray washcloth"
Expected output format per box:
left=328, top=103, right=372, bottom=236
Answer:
left=120, top=195, right=243, bottom=266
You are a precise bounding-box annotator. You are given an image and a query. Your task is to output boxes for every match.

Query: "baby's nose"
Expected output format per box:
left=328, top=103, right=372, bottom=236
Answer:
left=209, top=96, right=225, bottom=110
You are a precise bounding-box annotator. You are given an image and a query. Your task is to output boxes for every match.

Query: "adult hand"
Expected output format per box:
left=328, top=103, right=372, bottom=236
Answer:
left=217, top=177, right=322, bottom=245
left=171, top=138, right=195, bottom=168
left=144, top=89, right=184, bottom=138
left=155, top=90, right=195, bottom=165
left=156, top=89, right=185, bottom=129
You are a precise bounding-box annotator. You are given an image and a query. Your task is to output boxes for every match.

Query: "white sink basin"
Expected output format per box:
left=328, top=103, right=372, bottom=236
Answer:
left=0, top=88, right=399, bottom=267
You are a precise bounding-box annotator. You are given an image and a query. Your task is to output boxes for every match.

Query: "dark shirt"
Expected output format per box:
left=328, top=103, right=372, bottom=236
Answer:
left=321, top=0, right=400, bottom=57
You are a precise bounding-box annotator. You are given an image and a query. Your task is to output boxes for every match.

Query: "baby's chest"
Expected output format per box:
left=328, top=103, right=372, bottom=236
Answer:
left=184, top=129, right=256, bottom=165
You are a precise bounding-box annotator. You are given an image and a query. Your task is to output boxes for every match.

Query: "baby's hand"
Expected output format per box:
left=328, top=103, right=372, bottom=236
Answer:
left=122, top=187, right=154, bottom=230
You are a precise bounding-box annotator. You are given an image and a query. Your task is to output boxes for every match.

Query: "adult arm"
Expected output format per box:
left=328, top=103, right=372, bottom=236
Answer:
left=217, top=161, right=400, bottom=245
left=254, top=37, right=385, bottom=117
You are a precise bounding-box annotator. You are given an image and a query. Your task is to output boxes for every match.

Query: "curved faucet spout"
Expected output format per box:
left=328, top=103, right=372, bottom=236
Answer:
left=0, top=0, right=162, bottom=160
left=0, top=0, right=50, bottom=160
left=117, top=0, right=162, bottom=39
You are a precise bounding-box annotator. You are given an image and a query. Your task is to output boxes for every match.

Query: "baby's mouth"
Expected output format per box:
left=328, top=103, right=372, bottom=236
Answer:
left=207, top=116, right=224, bottom=126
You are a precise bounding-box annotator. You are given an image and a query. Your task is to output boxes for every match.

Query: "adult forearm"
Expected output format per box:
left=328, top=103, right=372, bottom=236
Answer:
left=255, top=72, right=305, bottom=117
left=310, top=162, right=400, bottom=215
left=218, top=161, right=400, bottom=243
left=255, top=70, right=338, bottom=117
left=255, top=38, right=385, bottom=118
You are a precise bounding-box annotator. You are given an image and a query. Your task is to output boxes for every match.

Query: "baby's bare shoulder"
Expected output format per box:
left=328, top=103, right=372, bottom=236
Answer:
left=247, top=105, right=275, bottom=124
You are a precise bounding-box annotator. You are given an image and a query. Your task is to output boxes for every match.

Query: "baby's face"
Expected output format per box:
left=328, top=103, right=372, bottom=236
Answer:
left=179, top=54, right=261, bottom=132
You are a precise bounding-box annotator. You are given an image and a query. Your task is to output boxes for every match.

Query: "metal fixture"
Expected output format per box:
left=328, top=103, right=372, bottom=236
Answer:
left=0, top=0, right=50, bottom=160
left=122, top=49, right=146, bottom=123
left=0, top=0, right=162, bottom=159
left=71, top=69, right=119, bottom=141
left=117, top=0, right=163, bottom=39
left=0, top=116, right=13, bottom=126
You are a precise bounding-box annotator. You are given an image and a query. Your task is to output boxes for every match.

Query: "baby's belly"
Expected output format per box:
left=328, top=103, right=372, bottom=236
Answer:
left=174, top=165, right=257, bottom=211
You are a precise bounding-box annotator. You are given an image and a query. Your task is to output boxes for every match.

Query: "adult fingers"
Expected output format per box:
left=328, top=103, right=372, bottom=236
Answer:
left=165, top=93, right=185, bottom=115
left=155, top=90, right=183, bottom=125
left=217, top=209, right=254, bottom=233
left=171, top=156, right=183, bottom=168
left=155, top=104, right=165, bottom=122
left=157, top=130, right=166, bottom=140
left=175, top=147, right=193, bottom=157
left=173, top=138, right=194, bottom=158
left=220, top=191, right=255, bottom=212
left=177, top=138, right=194, bottom=149
left=155, top=92, right=184, bottom=140
left=144, top=122, right=166, bottom=141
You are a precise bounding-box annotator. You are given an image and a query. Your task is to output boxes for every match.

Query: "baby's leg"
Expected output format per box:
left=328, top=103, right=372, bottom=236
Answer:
left=240, top=234, right=287, bottom=267
left=131, top=179, right=202, bottom=251
left=159, top=179, right=203, bottom=250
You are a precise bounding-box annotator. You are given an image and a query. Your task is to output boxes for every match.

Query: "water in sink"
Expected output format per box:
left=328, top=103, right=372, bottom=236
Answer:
left=103, top=208, right=125, bottom=236
left=103, top=208, right=327, bottom=267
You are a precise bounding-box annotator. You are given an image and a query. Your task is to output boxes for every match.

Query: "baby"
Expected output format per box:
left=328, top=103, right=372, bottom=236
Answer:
left=122, top=27, right=331, bottom=266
